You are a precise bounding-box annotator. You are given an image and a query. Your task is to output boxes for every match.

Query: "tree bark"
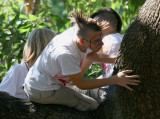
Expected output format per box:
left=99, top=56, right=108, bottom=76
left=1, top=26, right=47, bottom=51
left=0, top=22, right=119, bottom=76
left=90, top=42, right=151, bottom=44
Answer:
left=0, top=92, right=106, bottom=119
left=105, top=0, right=160, bottom=119
left=31, top=0, right=40, bottom=15
left=1, top=0, right=160, bottom=118
left=24, top=0, right=40, bottom=15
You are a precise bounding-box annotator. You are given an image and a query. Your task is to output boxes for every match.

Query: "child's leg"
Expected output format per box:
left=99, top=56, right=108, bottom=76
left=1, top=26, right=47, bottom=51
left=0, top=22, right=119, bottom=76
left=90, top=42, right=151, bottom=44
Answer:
left=24, top=85, right=99, bottom=111
left=71, top=85, right=107, bottom=104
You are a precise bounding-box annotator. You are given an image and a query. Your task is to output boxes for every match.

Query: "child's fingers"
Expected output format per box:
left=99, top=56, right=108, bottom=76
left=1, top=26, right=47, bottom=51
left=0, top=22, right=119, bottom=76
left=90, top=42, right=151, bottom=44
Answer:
left=126, top=75, right=140, bottom=79
left=121, top=70, right=133, bottom=74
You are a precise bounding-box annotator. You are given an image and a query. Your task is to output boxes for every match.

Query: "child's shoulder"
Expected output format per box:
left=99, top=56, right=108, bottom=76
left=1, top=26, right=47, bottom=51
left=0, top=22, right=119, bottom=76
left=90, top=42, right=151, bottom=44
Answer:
left=10, top=62, right=27, bottom=73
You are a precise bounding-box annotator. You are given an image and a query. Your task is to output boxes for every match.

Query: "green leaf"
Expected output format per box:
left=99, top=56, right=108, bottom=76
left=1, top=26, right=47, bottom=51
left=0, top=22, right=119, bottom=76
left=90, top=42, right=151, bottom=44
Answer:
left=19, top=28, right=30, bottom=33
left=28, top=14, right=38, bottom=21
left=51, top=15, right=65, bottom=28
left=7, top=57, right=12, bottom=70
left=9, top=11, right=20, bottom=25
left=19, top=14, right=28, bottom=20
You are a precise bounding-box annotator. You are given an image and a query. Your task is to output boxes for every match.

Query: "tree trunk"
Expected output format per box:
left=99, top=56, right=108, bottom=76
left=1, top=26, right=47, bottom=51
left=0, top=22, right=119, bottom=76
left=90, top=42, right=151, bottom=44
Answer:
left=24, top=0, right=40, bottom=15
left=105, top=0, right=160, bottom=119
left=1, top=0, right=159, bottom=118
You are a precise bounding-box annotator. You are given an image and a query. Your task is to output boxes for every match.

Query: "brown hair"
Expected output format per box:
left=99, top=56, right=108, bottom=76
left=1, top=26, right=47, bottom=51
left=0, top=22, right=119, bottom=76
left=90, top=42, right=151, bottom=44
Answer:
left=71, top=10, right=102, bottom=40
left=90, top=7, right=122, bottom=32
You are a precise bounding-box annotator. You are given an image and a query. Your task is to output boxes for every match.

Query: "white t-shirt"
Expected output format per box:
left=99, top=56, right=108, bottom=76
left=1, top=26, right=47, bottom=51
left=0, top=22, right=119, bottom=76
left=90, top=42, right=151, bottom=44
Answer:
left=102, top=33, right=123, bottom=78
left=25, top=27, right=88, bottom=91
left=0, top=62, right=28, bottom=99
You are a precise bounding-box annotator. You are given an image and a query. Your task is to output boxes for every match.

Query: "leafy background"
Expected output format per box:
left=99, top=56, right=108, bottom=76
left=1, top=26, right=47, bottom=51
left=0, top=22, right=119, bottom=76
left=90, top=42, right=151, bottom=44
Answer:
left=0, top=0, right=145, bottom=81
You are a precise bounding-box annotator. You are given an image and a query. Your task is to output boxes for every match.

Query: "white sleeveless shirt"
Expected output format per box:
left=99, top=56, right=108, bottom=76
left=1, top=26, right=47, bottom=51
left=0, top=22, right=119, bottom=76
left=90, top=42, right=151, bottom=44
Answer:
left=102, top=33, right=123, bottom=78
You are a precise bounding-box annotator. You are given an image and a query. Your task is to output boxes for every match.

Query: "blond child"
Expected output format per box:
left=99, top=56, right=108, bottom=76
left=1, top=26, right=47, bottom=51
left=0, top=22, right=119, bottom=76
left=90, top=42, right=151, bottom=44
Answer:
left=0, top=28, right=56, bottom=99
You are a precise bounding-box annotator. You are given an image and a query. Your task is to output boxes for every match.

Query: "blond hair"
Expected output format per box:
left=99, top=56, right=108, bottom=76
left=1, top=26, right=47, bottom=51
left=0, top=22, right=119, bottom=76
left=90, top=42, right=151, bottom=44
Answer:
left=22, top=28, right=56, bottom=64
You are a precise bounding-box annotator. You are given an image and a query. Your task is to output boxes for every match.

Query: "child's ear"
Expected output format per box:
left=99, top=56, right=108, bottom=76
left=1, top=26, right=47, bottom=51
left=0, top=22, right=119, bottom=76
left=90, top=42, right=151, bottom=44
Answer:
left=102, top=26, right=111, bottom=36
left=79, top=38, right=84, bottom=45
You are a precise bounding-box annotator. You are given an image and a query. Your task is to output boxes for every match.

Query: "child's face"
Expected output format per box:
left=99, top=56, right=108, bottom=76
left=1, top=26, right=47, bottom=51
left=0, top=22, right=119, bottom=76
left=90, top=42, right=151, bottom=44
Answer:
left=84, top=31, right=103, bottom=52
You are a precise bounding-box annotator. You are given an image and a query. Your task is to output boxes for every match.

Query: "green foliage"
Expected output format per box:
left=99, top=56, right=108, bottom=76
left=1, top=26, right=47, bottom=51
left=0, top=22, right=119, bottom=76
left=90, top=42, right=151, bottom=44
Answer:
left=0, top=0, right=57, bottom=80
left=50, top=0, right=145, bottom=33
left=0, top=0, right=145, bottom=81
left=83, top=63, right=103, bottom=79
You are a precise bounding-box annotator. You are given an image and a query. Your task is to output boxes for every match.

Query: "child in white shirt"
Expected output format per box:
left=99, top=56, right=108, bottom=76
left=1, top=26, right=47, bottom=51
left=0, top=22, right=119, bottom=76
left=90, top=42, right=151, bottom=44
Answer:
left=24, top=11, right=139, bottom=111
left=0, top=28, right=56, bottom=99
left=81, top=7, right=124, bottom=102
